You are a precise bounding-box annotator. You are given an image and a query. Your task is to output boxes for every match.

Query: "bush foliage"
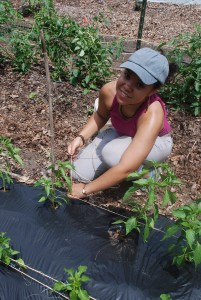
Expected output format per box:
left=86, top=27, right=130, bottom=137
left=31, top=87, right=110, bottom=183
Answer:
left=0, top=0, right=122, bottom=93
left=159, top=23, right=201, bottom=116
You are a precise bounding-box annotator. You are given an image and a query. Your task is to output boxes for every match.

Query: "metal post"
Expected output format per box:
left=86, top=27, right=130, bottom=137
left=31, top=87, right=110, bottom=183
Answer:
left=136, top=0, right=147, bottom=50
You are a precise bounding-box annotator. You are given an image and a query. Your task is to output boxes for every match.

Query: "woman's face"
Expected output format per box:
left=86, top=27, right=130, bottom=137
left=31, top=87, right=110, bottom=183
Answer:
left=116, top=69, right=156, bottom=106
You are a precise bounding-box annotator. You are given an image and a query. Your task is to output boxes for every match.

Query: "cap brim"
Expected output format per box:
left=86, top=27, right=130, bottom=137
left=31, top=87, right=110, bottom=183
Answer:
left=120, top=61, right=157, bottom=85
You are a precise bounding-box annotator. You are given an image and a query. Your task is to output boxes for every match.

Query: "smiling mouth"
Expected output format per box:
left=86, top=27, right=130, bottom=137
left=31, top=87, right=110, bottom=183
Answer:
left=119, top=89, right=131, bottom=98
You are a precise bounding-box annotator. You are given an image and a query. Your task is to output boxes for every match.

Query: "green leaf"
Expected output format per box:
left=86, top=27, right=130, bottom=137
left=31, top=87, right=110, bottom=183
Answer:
left=16, top=258, right=26, bottom=268
left=79, top=49, right=85, bottom=57
left=173, top=254, right=185, bottom=266
left=38, top=196, right=47, bottom=203
left=160, top=294, right=172, bottom=300
left=125, top=217, right=137, bottom=235
left=173, top=209, right=186, bottom=219
left=162, top=190, right=170, bottom=207
left=143, top=222, right=150, bottom=241
left=133, top=178, right=148, bottom=186
left=78, top=265, right=87, bottom=274
left=13, top=154, right=23, bottom=165
left=4, top=256, right=11, bottom=265
left=186, top=229, right=195, bottom=249
left=112, top=220, right=124, bottom=225
left=193, top=242, right=201, bottom=268
left=147, top=189, right=156, bottom=206
left=70, top=290, right=78, bottom=300
left=80, top=275, right=90, bottom=282
left=162, top=224, right=179, bottom=240
left=77, top=289, right=90, bottom=300
left=123, top=187, right=136, bottom=201
left=168, top=190, right=177, bottom=204
left=53, top=281, right=67, bottom=292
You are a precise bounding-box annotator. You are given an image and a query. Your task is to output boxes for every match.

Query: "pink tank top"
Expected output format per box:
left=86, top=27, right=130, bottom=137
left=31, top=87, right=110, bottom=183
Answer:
left=109, top=94, right=171, bottom=137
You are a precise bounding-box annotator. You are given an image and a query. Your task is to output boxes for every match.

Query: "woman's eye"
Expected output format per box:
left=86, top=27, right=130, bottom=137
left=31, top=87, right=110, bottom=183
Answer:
left=124, top=71, right=130, bottom=79
left=137, top=81, right=144, bottom=88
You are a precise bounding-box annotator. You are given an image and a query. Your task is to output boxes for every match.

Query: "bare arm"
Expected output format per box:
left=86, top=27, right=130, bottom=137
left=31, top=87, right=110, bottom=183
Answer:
left=71, top=101, right=164, bottom=197
left=68, top=81, right=116, bottom=156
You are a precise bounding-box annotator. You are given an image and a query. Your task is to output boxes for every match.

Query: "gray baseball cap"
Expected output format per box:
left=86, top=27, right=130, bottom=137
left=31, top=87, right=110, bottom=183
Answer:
left=120, top=47, right=169, bottom=85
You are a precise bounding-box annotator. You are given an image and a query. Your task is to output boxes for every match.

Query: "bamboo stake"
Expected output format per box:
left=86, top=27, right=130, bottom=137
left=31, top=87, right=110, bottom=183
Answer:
left=40, top=29, right=55, bottom=167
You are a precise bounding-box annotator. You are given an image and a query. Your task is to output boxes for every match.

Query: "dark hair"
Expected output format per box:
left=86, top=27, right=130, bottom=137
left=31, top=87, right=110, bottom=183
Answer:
left=153, top=62, right=178, bottom=89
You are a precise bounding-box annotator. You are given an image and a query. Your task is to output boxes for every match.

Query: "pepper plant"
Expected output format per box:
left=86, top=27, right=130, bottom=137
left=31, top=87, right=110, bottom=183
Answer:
left=34, top=160, right=74, bottom=209
left=162, top=199, right=201, bottom=268
left=53, top=265, right=90, bottom=300
left=0, top=232, right=25, bottom=268
left=114, top=161, right=181, bottom=241
left=0, top=0, right=123, bottom=92
left=0, top=135, right=23, bottom=191
left=158, top=23, right=201, bottom=116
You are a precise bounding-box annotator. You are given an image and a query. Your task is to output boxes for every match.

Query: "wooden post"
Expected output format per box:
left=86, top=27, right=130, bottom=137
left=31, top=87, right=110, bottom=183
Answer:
left=136, top=0, right=147, bottom=50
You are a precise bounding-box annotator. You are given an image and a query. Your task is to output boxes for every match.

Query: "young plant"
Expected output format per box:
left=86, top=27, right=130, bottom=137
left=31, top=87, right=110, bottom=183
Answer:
left=0, top=232, right=25, bottom=268
left=162, top=199, right=201, bottom=268
left=53, top=265, right=90, bottom=300
left=0, top=135, right=23, bottom=191
left=114, top=161, right=181, bottom=241
left=10, top=30, right=39, bottom=73
left=34, top=160, right=74, bottom=209
left=159, top=23, right=201, bottom=116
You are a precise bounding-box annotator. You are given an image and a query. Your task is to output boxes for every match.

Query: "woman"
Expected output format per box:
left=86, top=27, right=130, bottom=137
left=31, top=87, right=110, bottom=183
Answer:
left=67, top=47, right=173, bottom=198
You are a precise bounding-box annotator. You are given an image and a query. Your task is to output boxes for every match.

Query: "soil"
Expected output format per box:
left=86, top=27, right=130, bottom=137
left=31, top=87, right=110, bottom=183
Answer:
left=0, top=0, right=200, bottom=216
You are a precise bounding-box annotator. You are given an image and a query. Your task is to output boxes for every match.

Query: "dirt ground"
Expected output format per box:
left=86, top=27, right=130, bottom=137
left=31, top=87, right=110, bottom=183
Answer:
left=0, top=0, right=200, bottom=215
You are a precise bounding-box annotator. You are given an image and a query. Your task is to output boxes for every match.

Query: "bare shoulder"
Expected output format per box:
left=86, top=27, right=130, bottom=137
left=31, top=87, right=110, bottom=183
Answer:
left=142, top=100, right=164, bottom=118
left=138, top=100, right=164, bottom=130
left=99, top=80, right=117, bottom=109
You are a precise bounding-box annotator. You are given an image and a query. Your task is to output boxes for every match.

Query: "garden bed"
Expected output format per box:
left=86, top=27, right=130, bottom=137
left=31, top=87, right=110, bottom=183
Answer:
left=0, top=1, right=201, bottom=299
left=1, top=0, right=200, bottom=213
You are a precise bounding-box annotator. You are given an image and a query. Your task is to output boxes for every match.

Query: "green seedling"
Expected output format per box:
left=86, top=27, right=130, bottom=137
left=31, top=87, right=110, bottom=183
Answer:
left=34, top=160, right=74, bottom=209
left=0, top=232, right=25, bottom=268
left=163, top=199, right=201, bottom=268
left=114, top=161, right=181, bottom=241
left=0, top=135, right=23, bottom=191
left=53, top=265, right=90, bottom=300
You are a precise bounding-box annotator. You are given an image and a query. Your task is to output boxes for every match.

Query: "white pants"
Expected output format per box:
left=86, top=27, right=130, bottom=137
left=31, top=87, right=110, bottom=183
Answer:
left=72, top=128, right=173, bottom=182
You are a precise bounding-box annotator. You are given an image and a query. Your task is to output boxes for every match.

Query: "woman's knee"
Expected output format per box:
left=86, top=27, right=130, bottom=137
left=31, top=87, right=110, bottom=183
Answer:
left=101, top=136, right=132, bottom=167
left=145, top=136, right=173, bottom=163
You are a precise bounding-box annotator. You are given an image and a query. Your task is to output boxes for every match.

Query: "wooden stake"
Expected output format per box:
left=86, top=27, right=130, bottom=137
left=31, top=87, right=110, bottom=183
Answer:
left=40, top=30, right=55, bottom=167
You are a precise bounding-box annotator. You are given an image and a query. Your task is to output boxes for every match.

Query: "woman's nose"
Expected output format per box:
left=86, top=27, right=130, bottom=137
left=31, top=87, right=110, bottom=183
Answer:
left=124, top=81, right=133, bottom=92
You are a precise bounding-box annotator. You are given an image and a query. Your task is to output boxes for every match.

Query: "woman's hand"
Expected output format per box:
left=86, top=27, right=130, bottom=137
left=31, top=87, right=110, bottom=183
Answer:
left=67, top=136, right=84, bottom=159
left=68, top=182, right=87, bottom=199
